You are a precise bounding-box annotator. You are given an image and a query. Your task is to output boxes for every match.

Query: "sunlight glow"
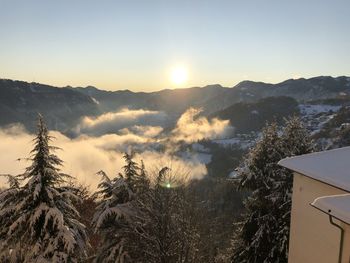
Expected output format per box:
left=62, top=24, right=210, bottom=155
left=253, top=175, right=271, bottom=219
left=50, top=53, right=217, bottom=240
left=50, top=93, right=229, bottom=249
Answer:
left=170, top=66, right=188, bottom=85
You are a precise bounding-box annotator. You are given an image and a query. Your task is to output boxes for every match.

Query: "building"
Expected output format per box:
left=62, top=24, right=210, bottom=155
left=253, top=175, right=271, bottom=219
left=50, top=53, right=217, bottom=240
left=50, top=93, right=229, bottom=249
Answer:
left=279, top=146, right=350, bottom=263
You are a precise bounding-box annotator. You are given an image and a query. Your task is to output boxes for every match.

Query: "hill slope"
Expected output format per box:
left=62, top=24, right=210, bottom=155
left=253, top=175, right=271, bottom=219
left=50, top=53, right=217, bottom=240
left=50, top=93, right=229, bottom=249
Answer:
left=211, top=96, right=299, bottom=133
left=0, top=79, right=99, bottom=131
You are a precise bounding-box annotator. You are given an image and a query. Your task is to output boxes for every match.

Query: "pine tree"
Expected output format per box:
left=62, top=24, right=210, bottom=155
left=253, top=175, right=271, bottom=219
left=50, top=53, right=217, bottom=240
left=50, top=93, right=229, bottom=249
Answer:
left=232, top=122, right=283, bottom=263
left=122, top=152, right=140, bottom=190
left=281, top=116, right=314, bottom=156
left=92, top=170, right=135, bottom=263
left=270, top=117, right=313, bottom=261
left=232, top=118, right=313, bottom=263
left=0, top=115, right=88, bottom=263
left=92, top=154, right=150, bottom=263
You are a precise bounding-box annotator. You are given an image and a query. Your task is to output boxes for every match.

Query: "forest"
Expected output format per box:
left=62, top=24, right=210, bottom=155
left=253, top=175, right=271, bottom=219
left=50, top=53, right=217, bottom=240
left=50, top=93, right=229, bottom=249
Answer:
left=0, top=115, right=317, bottom=263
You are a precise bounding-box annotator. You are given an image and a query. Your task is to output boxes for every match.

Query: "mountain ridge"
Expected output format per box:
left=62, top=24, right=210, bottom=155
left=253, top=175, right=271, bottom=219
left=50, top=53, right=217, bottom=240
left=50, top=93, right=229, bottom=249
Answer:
left=1, top=76, right=350, bottom=132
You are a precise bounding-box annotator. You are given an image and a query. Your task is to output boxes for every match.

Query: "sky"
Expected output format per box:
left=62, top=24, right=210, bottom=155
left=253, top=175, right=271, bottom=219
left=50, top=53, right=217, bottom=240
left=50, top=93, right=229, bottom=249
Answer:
left=0, top=0, right=349, bottom=91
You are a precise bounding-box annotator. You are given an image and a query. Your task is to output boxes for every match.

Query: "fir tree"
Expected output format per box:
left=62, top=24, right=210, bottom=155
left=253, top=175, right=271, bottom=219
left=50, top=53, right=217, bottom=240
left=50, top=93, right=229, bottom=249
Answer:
left=92, top=154, right=147, bottom=263
left=270, top=117, right=314, bottom=260
left=232, top=118, right=313, bottom=263
left=0, top=115, right=88, bottom=263
left=281, top=116, right=314, bottom=156
left=122, top=152, right=139, bottom=190
left=92, top=170, right=135, bottom=262
left=232, top=123, right=282, bottom=263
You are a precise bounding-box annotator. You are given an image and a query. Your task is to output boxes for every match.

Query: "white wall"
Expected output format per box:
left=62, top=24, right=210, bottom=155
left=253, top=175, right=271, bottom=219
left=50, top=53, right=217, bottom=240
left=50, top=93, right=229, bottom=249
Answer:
left=289, top=173, right=347, bottom=263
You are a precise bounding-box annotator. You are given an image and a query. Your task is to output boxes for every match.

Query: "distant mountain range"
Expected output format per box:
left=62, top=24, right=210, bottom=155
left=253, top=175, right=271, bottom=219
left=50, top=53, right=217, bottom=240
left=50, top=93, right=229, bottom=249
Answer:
left=73, top=76, right=350, bottom=115
left=1, top=76, right=349, bottom=133
left=0, top=79, right=99, bottom=131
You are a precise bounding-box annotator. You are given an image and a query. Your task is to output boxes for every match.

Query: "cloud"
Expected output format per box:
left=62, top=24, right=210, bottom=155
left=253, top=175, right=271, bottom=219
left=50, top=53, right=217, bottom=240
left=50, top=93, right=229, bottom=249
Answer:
left=171, top=108, right=234, bottom=143
left=134, top=150, right=207, bottom=182
left=75, top=108, right=169, bottom=136
left=0, top=108, right=233, bottom=189
left=119, top=125, right=163, bottom=138
left=0, top=125, right=207, bottom=189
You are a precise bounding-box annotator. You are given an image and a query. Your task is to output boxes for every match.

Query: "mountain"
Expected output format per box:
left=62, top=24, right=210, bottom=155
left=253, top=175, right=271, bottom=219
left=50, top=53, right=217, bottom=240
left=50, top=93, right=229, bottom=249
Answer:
left=73, top=84, right=228, bottom=116
left=204, top=76, right=350, bottom=113
left=74, top=76, right=350, bottom=115
left=211, top=96, right=299, bottom=133
left=1, top=76, right=350, bottom=132
left=0, top=79, right=99, bottom=131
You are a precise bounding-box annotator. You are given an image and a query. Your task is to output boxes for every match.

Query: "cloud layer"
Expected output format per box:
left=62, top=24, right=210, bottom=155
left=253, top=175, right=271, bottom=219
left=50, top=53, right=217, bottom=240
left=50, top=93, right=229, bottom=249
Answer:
left=0, top=125, right=207, bottom=189
left=0, top=108, right=233, bottom=189
left=75, top=108, right=169, bottom=136
left=171, top=108, right=234, bottom=143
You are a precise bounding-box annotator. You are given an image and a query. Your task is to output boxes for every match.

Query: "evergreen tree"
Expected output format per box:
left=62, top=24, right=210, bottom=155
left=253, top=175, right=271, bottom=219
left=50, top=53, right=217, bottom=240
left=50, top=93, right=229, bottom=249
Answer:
left=232, top=118, right=313, bottom=263
left=92, top=171, right=135, bottom=263
left=281, top=116, right=314, bottom=156
left=93, top=152, right=202, bottom=263
left=92, top=154, right=150, bottom=263
left=142, top=167, right=200, bottom=263
left=232, top=123, right=283, bottom=263
left=0, top=115, right=88, bottom=262
left=122, top=152, right=140, bottom=190
left=270, top=117, right=313, bottom=260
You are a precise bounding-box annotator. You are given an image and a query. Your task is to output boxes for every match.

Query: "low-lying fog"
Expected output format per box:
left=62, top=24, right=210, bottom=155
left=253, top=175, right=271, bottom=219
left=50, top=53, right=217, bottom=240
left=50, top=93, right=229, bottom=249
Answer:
left=0, top=108, right=233, bottom=188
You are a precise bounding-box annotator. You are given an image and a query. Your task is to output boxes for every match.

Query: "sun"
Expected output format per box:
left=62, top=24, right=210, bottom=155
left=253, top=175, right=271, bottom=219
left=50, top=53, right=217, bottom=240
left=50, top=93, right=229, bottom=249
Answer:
left=170, top=66, right=188, bottom=85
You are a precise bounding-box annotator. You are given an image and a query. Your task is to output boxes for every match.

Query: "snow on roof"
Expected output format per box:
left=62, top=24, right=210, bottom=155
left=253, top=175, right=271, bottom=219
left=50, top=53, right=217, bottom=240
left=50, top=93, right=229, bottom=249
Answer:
left=278, top=146, right=350, bottom=192
left=311, top=194, right=350, bottom=224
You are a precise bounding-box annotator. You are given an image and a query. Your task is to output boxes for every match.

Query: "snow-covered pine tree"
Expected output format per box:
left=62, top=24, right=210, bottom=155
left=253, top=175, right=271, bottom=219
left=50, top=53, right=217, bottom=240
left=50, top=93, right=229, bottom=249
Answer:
left=122, top=152, right=140, bottom=191
left=0, top=115, right=88, bottom=263
left=92, top=154, right=151, bottom=263
left=231, top=118, right=313, bottom=263
left=281, top=116, right=314, bottom=157
left=231, top=122, right=283, bottom=263
left=269, top=116, right=313, bottom=261
left=0, top=175, right=22, bottom=262
left=92, top=170, right=136, bottom=263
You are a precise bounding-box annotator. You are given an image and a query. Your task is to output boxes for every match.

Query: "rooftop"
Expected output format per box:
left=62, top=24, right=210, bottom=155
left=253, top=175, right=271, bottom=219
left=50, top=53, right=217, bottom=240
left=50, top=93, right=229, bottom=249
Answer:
left=278, top=146, right=350, bottom=192
left=311, top=194, right=350, bottom=224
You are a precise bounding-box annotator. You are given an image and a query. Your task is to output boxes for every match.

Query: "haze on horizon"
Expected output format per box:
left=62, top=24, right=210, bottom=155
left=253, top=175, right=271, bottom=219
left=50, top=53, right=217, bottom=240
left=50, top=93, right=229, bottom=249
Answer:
left=1, top=0, right=349, bottom=92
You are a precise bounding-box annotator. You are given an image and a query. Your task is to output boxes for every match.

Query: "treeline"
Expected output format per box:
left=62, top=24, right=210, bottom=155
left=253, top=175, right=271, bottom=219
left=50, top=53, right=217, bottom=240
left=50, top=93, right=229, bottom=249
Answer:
left=0, top=115, right=314, bottom=263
